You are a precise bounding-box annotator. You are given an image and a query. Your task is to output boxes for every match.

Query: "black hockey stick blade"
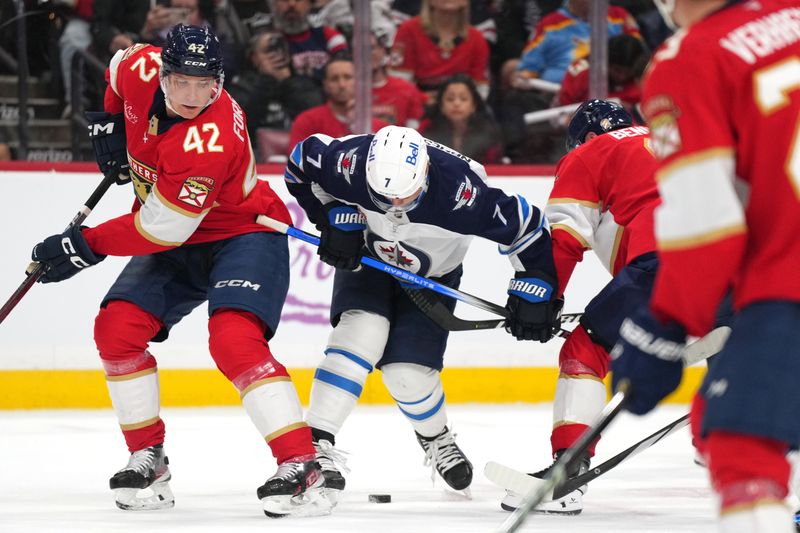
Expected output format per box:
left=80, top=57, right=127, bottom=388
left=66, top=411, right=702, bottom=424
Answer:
left=496, top=383, right=629, bottom=533
left=0, top=173, right=116, bottom=325
left=553, top=413, right=689, bottom=499
left=403, top=286, right=578, bottom=337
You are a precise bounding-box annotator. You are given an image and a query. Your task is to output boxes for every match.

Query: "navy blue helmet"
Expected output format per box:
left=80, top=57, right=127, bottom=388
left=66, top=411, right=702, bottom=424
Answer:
left=161, top=24, right=224, bottom=82
left=566, top=99, right=633, bottom=152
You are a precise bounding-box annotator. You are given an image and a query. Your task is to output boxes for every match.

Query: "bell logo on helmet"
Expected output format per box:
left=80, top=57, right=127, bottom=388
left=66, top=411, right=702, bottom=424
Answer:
left=405, top=142, right=419, bottom=166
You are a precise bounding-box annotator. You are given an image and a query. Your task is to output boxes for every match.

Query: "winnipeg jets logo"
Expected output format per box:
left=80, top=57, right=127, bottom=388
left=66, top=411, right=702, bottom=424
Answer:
left=368, top=236, right=431, bottom=276
left=453, top=175, right=478, bottom=211
left=336, top=147, right=358, bottom=184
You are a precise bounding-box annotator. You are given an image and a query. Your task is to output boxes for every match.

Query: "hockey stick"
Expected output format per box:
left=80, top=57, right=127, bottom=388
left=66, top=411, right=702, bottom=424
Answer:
left=402, top=285, right=580, bottom=338
left=257, top=214, right=510, bottom=317
left=484, top=326, right=730, bottom=510
left=496, top=383, right=629, bottom=533
left=0, top=173, right=117, bottom=325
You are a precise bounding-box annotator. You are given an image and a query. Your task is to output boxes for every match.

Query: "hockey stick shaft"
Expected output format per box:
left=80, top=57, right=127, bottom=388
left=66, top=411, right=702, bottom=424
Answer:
left=257, top=215, right=511, bottom=317
left=497, top=383, right=629, bottom=533
left=0, top=174, right=116, bottom=325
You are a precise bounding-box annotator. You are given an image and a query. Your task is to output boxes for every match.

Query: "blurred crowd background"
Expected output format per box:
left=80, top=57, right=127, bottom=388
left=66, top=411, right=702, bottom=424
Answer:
left=0, top=0, right=671, bottom=164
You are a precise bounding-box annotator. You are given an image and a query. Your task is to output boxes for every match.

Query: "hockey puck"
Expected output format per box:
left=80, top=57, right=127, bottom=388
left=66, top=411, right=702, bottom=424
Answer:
left=368, top=494, right=392, bottom=503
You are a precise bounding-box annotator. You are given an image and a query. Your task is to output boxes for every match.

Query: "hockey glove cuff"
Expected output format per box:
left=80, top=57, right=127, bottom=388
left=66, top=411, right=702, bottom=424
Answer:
left=317, top=202, right=366, bottom=271
left=505, top=271, right=563, bottom=342
left=86, top=111, right=130, bottom=185
left=32, top=225, right=106, bottom=283
left=610, top=305, right=687, bottom=415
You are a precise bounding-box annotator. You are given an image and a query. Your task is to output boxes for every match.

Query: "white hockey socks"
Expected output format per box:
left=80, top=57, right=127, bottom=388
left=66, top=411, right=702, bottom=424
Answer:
left=306, top=310, right=389, bottom=435
left=382, top=362, right=448, bottom=437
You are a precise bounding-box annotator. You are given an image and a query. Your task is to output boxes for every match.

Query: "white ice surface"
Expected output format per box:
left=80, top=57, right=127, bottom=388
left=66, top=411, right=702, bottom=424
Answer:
left=0, top=404, right=720, bottom=533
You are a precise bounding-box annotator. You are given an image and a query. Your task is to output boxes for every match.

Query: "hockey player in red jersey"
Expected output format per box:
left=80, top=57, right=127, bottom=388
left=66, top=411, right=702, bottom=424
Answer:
left=501, top=99, right=661, bottom=515
left=610, top=1, right=800, bottom=531
left=30, top=25, right=331, bottom=518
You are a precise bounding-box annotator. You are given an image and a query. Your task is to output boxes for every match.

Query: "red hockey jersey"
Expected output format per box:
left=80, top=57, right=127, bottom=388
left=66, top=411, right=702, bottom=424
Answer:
left=642, top=0, right=800, bottom=336
left=83, top=44, right=291, bottom=257
left=546, top=126, right=659, bottom=296
left=372, top=76, right=427, bottom=127
left=389, top=17, right=489, bottom=94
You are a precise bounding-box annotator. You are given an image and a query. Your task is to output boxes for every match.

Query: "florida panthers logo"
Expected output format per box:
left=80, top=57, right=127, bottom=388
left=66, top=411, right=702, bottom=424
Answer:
left=366, top=235, right=431, bottom=276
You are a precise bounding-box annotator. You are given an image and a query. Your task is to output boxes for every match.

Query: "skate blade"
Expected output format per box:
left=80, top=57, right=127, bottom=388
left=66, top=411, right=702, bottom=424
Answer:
left=322, top=487, right=342, bottom=507
left=114, top=481, right=175, bottom=511
left=261, top=487, right=333, bottom=518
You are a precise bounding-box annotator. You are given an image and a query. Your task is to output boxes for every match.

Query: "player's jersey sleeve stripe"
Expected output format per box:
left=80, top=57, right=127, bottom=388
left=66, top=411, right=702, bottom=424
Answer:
left=135, top=186, right=208, bottom=245
left=551, top=223, right=591, bottom=249
left=498, top=195, right=547, bottom=258
left=546, top=202, right=599, bottom=250
left=655, top=150, right=746, bottom=250
left=242, top=142, right=258, bottom=196
left=108, top=49, right=126, bottom=98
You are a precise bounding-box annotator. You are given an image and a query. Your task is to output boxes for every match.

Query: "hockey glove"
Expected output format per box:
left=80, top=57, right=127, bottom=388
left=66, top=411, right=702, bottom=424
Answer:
left=610, top=305, right=687, bottom=415
left=505, top=271, right=563, bottom=342
left=31, top=225, right=106, bottom=283
left=86, top=111, right=130, bottom=185
left=316, top=202, right=366, bottom=271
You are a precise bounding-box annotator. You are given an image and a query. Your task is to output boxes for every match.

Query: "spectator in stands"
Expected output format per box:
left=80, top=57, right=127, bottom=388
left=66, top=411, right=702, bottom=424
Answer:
left=269, top=0, right=348, bottom=81
left=92, top=0, right=213, bottom=60
left=371, top=31, right=427, bottom=129
left=558, top=33, right=649, bottom=112
left=289, top=54, right=389, bottom=151
left=56, top=0, right=94, bottom=117
left=390, top=0, right=496, bottom=47
left=389, top=0, right=490, bottom=101
left=309, top=0, right=396, bottom=45
left=420, top=74, right=502, bottom=164
left=228, top=30, right=324, bottom=162
left=503, top=0, right=640, bottom=89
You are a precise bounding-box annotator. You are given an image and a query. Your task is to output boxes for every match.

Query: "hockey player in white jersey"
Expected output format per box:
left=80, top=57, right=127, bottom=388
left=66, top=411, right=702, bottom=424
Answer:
left=284, top=125, right=562, bottom=500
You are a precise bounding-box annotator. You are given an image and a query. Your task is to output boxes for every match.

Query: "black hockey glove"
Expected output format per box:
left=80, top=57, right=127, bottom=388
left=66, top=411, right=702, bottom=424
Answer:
left=31, top=225, right=105, bottom=283
left=316, top=202, right=366, bottom=271
left=86, top=111, right=130, bottom=185
left=505, top=271, right=563, bottom=342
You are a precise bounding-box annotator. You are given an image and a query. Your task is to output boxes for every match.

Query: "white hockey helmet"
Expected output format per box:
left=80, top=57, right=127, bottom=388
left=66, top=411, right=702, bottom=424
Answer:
left=366, top=126, right=430, bottom=213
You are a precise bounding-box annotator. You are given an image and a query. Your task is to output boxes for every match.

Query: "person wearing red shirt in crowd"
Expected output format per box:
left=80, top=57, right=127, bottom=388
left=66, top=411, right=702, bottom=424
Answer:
left=30, top=25, right=332, bottom=519
left=289, top=54, right=389, bottom=151
left=389, top=0, right=489, bottom=101
left=611, top=1, right=800, bottom=531
left=371, top=31, right=427, bottom=129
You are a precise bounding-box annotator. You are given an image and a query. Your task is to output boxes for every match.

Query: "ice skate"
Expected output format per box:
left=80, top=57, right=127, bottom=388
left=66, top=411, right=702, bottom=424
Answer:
left=257, top=455, right=332, bottom=518
left=416, top=427, right=473, bottom=492
left=313, top=438, right=349, bottom=506
left=500, top=449, right=590, bottom=515
left=109, top=444, right=174, bottom=511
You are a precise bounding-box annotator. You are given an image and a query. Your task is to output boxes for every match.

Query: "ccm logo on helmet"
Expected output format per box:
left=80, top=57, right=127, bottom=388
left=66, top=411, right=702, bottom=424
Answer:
left=405, top=142, right=420, bottom=165
left=185, top=60, right=208, bottom=67
left=214, top=279, right=261, bottom=291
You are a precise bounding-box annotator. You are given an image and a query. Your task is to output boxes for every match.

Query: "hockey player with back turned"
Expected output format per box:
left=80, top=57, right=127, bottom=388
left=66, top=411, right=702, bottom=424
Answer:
left=501, top=99, right=662, bottom=515
left=29, top=25, right=332, bottom=518
left=284, top=125, right=562, bottom=501
left=610, top=1, right=800, bottom=532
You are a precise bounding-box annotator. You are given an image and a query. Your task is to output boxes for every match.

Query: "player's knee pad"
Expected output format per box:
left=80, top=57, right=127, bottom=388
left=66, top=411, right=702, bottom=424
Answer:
left=313, top=310, right=390, bottom=397
left=558, top=325, right=609, bottom=378
left=382, top=363, right=447, bottom=436
left=209, top=308, right=287, bottom=384
left=94, top=300, right=160, bottom=375
left=706, top=431, right=790, bottom=511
